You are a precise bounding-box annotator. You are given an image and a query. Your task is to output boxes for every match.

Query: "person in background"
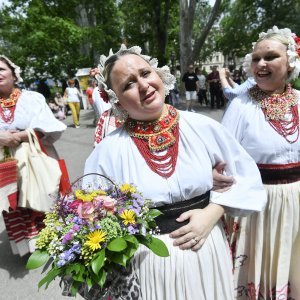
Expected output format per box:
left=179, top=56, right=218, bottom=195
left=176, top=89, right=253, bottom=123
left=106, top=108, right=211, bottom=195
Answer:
left=54, top=92, right=67, bottom=116
left=221, top=26, right=300, bottom=299
left=84, top=44, right=267, bottom=300
left=85, top=78, right=98, bottom=125
left=195, top=67, right=208, bottom=106
left=64, top=79, right=82, bottom=128
left=0, top=55, right=66, bottom=256
left=207, top=66, right=223, bottom=109
left=181, top=64, right=198, bottom=112
left=232, top=69, right=242, bottom=85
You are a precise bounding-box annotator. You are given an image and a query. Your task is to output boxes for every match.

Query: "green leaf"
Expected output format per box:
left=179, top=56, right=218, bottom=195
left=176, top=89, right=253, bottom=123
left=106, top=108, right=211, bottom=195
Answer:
left=91, top=249, right=105, bottom=275
left=148, top=208, right=163, bottom=218
left=139, top=236, right=169, bottom=257
left=86, top=277, right=93, bottom=289
left=26, top=250, right=50, bottom=270
left=72, top=265, right=85, bottom=282
left=107, top=237, right=127, bottom=252
left=123, top=235, right=139, bottom=246
left=66, top=263, right=81, bottom=275
left=107, top=253, right=128, bottom=267
left=71, top=280, right=81, bottom=296
left=38, top=267, right=61, bottom=289
left=98, top=268, right=107, bottom=288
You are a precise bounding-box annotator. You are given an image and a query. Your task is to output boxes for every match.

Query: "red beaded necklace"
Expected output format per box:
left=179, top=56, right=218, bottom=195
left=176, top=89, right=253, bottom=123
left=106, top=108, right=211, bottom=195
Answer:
left=249, top=84, right=299, bottom=143
left=0, top=88, right=21, bottom=123
left=125, top=104, right=179, bottom=178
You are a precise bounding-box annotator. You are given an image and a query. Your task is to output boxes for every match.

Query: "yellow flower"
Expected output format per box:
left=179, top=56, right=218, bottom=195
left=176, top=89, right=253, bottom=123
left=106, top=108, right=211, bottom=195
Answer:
left=75, top=189, right=107, bottom=202
left=120, top=209, right=136, bottom=225
left=119, top=183, right=136, bottom=194
left=85, top=230, right=107, bottom=251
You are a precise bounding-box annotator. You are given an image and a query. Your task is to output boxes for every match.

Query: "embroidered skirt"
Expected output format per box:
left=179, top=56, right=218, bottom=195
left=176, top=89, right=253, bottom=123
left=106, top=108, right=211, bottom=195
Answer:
left=131, top=221, right=234, bottom=300
left=227, top=180, right=300, bottom=299
left=2, top=208, right=44, bottom=256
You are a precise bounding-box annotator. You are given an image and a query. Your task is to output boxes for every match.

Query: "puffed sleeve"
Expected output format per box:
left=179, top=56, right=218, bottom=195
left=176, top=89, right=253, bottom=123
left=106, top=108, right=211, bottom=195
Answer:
left=14, top=91, right=66, bottom=144
left=183, top=113, right=267, bottom=215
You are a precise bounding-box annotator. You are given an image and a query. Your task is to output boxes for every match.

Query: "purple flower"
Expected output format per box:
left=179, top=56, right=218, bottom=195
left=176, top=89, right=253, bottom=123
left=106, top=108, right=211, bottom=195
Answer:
left=94, top=223, right=102, bottom=229
left=127, top=225, right=139, bottom=234
left=71, top=244, right=81, bottom=254
left=72, top=224, right=80, bottom=231
left=59, top=249, right=76, bottom=263
left=57, top=260, right=66, bottom=267
left=132, top=194, right=144, bottom=205
left=62, top=232, right=73, bottom=244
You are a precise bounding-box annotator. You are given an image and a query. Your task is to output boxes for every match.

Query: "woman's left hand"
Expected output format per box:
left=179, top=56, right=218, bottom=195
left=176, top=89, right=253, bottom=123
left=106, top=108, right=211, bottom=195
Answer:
left=169, top=203, right=224, bottom=251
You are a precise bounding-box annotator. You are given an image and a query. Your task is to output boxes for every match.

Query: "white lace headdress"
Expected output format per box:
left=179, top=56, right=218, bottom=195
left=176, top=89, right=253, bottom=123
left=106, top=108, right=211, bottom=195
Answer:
left=95, top=44, right=175, bottom=106
left=0, top=55, right=23, bottom=83
left=243, top=26, right=300, bottom=81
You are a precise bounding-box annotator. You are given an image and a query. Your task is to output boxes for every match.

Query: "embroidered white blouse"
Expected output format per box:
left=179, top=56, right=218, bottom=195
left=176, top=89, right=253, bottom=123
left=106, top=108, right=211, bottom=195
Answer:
left=85, top=110, right=267, bottom=214
left=222, top=89, right=300, bottom=164
left=0, top=90, right=66, bottom=145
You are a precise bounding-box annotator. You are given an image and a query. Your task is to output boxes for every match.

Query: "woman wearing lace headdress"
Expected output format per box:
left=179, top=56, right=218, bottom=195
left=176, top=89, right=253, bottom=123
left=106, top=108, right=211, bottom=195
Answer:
left=221, top=26, right=300, bottom=299
left=0, top=55, right=66, bottom=256
left=84, top=45, right=267, bottom=300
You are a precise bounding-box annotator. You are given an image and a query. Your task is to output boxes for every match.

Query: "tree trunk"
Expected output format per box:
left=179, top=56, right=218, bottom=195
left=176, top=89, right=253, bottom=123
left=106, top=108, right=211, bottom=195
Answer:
left=153, top=0, right=170, bottom=66
left=179, top=0, right=196, bottom=76
left=179, top=0, right=222, bottom=76
left=192, top=0, right=221, bottom=62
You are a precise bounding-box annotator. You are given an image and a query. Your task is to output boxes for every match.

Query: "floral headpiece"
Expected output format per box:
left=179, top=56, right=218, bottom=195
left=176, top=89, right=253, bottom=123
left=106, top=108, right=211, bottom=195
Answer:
left=0, top=55, right=23, bottom=83
left=95, top=44, right=175, bottom=106
left=243, top=26, right=300, bottom=81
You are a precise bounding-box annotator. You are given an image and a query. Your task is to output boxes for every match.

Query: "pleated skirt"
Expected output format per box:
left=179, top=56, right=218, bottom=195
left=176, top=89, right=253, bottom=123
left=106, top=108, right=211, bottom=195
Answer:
left=132, top=221, right=234, bottom=300
left=227, top=181, right=300, bottom=299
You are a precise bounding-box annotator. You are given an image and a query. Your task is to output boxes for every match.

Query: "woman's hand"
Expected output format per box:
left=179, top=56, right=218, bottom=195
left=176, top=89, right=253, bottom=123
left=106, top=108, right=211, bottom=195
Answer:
left=169, top=203, right=225, bottom=251
left=212, top=162, right=235, bottom=192
left=0, top=131, right=21, bottom=147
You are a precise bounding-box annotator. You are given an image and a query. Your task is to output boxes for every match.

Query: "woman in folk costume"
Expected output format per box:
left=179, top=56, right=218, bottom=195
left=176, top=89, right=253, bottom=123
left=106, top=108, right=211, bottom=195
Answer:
left=0, top=55, right=66, bottom=256
left=221, top=26, right=300, bottom=299
left=84, top=45, right=267, bottom=300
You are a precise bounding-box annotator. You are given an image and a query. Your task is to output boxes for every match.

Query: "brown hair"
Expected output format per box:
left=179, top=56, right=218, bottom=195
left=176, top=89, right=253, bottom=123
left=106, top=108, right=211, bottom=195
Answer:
left=68, top=79, right=75, bottom=85
left=103, top=50, right=148, bottom=89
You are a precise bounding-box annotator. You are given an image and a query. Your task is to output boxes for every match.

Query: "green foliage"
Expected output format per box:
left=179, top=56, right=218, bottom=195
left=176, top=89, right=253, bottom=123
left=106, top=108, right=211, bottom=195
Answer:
left=0, top=0, right=121, bottom=84
left=118, top=0, right=179, bottom=66
left=26, top=250, right=50, bottom=269
left=28, top=234, right=169, bottom=294
left=217, top=0, right=300, bottom=58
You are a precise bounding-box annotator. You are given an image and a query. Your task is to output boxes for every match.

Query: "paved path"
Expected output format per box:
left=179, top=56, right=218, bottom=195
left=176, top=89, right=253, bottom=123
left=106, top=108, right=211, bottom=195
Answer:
left=0, top=102, right=224, bottom=300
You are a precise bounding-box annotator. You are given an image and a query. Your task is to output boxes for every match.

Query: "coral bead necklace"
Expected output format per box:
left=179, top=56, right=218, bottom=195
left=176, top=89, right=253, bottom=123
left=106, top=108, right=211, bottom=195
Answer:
left=0, top=88, right=21, bottom=123
left=249, top=84, right=299, bottom=143
left=126, top=104, right=179, bottom=178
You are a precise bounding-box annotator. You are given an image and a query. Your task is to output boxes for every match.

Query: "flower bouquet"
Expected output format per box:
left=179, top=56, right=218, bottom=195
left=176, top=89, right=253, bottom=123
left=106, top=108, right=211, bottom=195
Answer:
left=26, top=173, right=169, bottom=298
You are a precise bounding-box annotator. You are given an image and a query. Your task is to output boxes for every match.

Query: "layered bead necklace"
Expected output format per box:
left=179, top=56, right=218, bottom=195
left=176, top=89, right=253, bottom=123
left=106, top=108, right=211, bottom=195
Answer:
left=125, top=104, right=179, bottom=178
left=0, top=88, right=21, bottom=123
left=249, top=84, right=299, bottom=143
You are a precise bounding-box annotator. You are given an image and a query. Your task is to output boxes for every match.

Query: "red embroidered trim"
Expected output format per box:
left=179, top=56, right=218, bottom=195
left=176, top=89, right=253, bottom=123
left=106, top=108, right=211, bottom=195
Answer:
left=95, top=110, right=109, bottom=145
left=126, top=105, right=179, bottom=178
left=257, top=162, right=300, bottom=169
left=94, top=110, right=122, bottom=145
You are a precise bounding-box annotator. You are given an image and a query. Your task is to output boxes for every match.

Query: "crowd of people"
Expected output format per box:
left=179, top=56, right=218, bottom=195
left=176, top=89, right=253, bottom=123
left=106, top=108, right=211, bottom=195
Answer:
left=1, top=25, right=300, bottom=300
